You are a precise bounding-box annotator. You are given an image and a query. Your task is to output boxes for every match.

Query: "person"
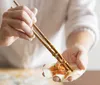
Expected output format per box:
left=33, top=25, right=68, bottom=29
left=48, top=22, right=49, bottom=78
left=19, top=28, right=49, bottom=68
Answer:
left=0, top=0, right=99, bottom=84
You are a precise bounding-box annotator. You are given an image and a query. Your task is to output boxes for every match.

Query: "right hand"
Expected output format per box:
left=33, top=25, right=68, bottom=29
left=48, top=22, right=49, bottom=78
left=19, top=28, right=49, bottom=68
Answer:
left=0, top=6, right=37, bottom=46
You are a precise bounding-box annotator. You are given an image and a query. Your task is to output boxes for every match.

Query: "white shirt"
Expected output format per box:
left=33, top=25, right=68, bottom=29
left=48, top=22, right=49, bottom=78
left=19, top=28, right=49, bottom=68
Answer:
left=0, top=0, right=99, bottom=68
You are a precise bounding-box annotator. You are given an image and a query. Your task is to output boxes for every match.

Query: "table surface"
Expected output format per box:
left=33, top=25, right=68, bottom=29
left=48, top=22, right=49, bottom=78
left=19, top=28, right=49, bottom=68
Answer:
left=0, top=68, right=63, bottom=85
left=0, top=68, right=100, bottom=85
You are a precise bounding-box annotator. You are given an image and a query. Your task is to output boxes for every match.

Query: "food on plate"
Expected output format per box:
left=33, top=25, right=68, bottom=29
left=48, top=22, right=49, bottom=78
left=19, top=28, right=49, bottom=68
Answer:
left=42, top=62, right=71, bottom=82
left=42, top=62, right=85, bottom=82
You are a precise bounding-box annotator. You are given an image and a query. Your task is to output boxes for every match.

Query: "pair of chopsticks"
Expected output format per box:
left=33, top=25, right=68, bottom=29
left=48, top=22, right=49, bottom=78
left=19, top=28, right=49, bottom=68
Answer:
left=13, top=0, right=73, bottom=72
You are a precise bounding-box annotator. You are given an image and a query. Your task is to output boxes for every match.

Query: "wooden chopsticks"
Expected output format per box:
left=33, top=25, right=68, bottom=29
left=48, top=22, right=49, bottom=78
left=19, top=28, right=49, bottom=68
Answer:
left=13, top=0, right=73, bottom=72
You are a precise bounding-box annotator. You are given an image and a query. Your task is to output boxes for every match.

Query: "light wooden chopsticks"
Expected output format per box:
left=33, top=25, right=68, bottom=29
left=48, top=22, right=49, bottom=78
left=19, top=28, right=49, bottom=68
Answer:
left=13, top=0, right=73, bottom=72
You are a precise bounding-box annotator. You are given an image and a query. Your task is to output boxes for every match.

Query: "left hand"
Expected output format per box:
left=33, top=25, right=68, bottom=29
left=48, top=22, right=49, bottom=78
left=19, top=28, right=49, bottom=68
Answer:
left=62, top=44, right=88, bottom=82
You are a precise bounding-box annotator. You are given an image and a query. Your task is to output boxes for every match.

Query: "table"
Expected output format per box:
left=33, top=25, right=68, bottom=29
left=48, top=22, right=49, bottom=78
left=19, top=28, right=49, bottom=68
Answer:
left=63, top=71, right=100, bottom=85
left=0, top=69, right=100, bottom=85
left=0, top=68, right=63, bottom=85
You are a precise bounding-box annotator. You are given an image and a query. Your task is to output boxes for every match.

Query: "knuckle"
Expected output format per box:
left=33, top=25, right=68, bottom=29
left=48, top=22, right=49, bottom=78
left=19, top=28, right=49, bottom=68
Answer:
left=20, top=10, right=25, bottom=18
left=3, top=12, right=8, bottom=18
left=19, top=21, right=25, bottom=27
left=2, top=19, right=7, bottom=23
left=2, top=19, right=6, bottom=22
left=21, top=5, right=27, bottom=11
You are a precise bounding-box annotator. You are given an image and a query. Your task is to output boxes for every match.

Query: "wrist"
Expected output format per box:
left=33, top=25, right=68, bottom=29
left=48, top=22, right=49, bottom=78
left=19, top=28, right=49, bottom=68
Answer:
left=67, top=43, right=89, bottom=52
left=66, top=30, right=94, bottom=52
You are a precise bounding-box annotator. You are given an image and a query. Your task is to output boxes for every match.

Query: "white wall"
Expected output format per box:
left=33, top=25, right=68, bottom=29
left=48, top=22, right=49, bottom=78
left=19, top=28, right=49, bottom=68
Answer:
left=88, top=0, right=100, bottom=70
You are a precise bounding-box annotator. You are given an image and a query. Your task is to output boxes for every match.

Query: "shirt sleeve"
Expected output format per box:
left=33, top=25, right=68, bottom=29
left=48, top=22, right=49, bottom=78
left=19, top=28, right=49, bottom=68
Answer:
left=65, top=0, right=99, bottom=48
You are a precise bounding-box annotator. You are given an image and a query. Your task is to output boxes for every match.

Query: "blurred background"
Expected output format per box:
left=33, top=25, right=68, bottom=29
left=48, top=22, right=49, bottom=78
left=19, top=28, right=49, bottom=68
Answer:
left=88, top=0, right=100, bottom=70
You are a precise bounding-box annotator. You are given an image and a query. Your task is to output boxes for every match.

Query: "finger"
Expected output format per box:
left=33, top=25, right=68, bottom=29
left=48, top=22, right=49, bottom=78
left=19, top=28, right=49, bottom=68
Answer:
left=62, top=51, right=70, bottom=63
left=7, top=24, right=34, bottom=41
left=76, top=51, right=86, bottom=70
left=31, top=8, right=38, bottom=16
left=62, top=50, right=76, bottom=64
left=70, top=54, right=77, bottom=64
left=66, top=69, right=85, bottom=82
left=9, top=6, right=36, bottom=20
left=9, top=6, right=37, bottom=24
left=4, top=18, right=33, bottom=37
left=3, top=10, right=33, bottom=27
left=18, top=31, right=35, bottom=41
left=31, top=8, right=38, bottom=23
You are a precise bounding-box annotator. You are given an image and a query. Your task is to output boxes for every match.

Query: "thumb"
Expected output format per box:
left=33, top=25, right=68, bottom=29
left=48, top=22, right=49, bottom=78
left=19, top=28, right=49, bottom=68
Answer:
left=76, top=51, right=88, bottom=70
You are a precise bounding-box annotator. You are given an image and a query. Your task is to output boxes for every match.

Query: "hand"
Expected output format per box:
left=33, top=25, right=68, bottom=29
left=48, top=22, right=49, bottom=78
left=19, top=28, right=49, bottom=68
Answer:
left=62, top=44, right=88, bottom=82
left=0, top=6, right=37, bottom=46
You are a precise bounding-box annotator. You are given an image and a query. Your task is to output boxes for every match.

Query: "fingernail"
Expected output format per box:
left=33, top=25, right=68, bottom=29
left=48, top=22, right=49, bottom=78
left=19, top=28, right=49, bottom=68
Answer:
left=34, top=8, right=38, bottom=16
left=29, top=29, right=34, bottom=36
left=28, top=38, right=33, bottom=41
left=28, top=35, right=35, bottom=41
left=24, top=35, right=32, bottom=41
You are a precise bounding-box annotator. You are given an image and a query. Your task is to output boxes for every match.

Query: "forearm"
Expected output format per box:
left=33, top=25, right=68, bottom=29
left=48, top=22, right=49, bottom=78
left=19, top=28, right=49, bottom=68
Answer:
left=66, top=30, right=94, bottom=51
